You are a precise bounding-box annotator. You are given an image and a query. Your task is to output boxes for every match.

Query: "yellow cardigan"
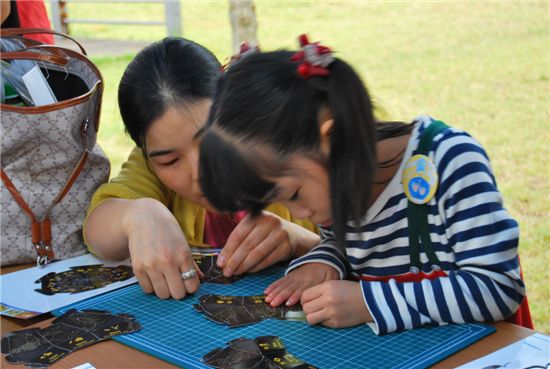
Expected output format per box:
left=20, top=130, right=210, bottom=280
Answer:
left=85, top=147, right=317, bottom=249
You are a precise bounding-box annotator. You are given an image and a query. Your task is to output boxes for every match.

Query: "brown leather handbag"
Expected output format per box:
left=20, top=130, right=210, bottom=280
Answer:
left=1, top=28, right=110, bottom=266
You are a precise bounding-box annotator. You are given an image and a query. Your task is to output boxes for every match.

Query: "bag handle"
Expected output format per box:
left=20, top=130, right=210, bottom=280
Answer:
left=1, top=49, right=70, bottom=66
left=19, top=44, right=72, bottom=62
left=0, top=120, right=91, bottom=266
left=1, top=28, right=87, bottom=55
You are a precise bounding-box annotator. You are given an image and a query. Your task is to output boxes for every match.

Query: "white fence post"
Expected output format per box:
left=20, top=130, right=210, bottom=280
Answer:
left=50, top=0, right=68, bottom=33
left=164, top=0, right=182, bottom=37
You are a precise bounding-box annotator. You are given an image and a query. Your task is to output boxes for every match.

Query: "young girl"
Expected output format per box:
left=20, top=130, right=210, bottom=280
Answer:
left=198, top=35, right=527, bottom=334
left=83, top=37, right=319, bottom=301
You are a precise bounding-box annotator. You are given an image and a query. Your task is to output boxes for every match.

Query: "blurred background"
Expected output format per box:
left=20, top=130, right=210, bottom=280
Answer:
left=42, top=1, right=548, bottom=333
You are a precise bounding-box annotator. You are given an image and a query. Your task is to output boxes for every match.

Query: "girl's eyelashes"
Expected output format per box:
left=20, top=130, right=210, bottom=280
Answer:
left=161, top=158, right=179, bottom=166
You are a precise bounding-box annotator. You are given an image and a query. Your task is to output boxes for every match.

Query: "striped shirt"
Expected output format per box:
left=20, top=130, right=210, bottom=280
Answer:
left=287, top=115, right=525, bottom=335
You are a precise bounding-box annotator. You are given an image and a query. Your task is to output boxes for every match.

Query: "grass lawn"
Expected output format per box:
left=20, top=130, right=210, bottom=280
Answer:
left=52, top=1, right=549, bottom=333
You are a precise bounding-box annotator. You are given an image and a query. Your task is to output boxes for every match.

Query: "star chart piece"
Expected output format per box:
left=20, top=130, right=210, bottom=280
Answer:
left=203, top=337, right=264, bottom=368
left=34, top=264, right=134, bottom=295
left=256, top=336, right=318, bottom=369
left=1, top=309, right=141, bottom=368
left=202, top=336, right=318, bottom=369
left=193, top=254, right=243, bottom=284
left=194, top=294, right=305, bottom=328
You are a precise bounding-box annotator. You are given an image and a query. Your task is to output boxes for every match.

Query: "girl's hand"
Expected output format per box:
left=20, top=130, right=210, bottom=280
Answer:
left=264, top=263, right=339, bottom=307
left=218, top=211, right=318, bottom=276
left=123, top=198, right=202, bottom=300
left=302, top=280, right=373, bottom=328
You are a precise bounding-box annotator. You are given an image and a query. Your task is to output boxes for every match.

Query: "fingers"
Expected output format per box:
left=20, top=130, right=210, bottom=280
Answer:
left=302, top=288, right=326, bottom=324
left=154, top=255, right=201, bottom=300
left=264, top=278, right=284, bottom=296
left=178, top=252, right=201, bottom=298
left=132, top=259, right=171, bottom=299
left=182, top=273, right=200, bottom=298
left=285, top=289, right=303, bottom=307
left=194, top=259, right=205, bottom=279
left=236, top=229, right=287, bottom=275
left=305, top=309, right=327, bottom=326
left=301, top=284, right=323, bottom=304
left=301, top=283, right=330, bottom=326
left=147, top=271, right=172, bottom=300
left=224, top=213, right=293, bottom=276
left=163, top=267, right=187, bottom=300
left=268, top=279, right=329, bottom=326
left=303, top=281, right=369, bottom=328
left=133, top=268, right=155, bottom=295
left=247, top=254, right=278, bottom=274
left=222, top=218, right=270, bottom=276
left=289, top=281, right=322, bottom=308
left=265, top=277, right=303, bottom=307
left=132, top=247, right=200, bottom=300
left=218, top=216, right=254, bottom=269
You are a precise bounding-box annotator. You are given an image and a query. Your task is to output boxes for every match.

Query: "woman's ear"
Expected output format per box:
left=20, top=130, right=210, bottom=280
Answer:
left=319, top=118, right=334, bottom=157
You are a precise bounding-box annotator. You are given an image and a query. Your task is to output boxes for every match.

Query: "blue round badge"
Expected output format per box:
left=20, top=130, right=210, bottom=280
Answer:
left=403, top=154, right=438, bottom=204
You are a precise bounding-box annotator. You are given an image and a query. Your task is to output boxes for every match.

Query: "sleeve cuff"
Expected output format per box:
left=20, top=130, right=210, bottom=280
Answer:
left=360, top=280, right=387, bottom=335
left=285, top=257, right=345, bottom=279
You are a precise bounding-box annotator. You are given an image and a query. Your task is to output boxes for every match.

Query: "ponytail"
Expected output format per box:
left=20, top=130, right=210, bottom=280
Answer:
left=326, top=60, right=377, bottom=247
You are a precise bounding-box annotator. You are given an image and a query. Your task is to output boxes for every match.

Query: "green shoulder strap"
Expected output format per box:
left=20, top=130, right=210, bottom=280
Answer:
left=407, top=120, right=449, bottom=272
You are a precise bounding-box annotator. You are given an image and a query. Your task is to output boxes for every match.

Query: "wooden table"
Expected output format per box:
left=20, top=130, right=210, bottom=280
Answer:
left=1, top=265, right=536, bottom=369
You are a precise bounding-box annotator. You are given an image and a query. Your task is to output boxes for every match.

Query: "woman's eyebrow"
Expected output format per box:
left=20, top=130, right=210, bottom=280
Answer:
left=147, top=149, right=176, bottom=158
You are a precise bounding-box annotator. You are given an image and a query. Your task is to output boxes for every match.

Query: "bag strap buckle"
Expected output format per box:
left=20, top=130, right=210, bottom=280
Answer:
left=35, top=242, right=51, bottom=267
left=32, top=219, right=54, bottom=267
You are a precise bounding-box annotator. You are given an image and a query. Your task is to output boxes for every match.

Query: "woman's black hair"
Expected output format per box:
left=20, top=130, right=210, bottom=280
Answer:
left=118, top=37, right=221, bottom=149
left=200, top=50, right=410, bottom=247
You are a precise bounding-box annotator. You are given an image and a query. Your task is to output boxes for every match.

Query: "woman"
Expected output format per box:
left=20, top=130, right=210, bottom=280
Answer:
left=84, top=37, right=319, bottom=300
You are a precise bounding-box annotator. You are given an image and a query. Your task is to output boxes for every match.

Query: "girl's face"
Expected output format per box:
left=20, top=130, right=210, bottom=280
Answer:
left=266, top=155, right=332, bottom=226
left=145, top=99, right=214, bottom=210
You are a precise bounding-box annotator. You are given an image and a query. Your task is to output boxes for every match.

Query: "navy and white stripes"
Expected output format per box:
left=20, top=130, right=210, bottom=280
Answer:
left=287, top=115, right=524, bottom=334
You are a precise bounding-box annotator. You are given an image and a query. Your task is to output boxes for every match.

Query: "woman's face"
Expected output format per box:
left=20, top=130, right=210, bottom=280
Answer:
left=145, top=99, right=214, bottom=210
left=266, top=155, right=332, bottom=226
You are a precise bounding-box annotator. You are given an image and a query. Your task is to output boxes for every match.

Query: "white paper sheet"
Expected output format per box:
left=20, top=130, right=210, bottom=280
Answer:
left=71, top=363, right=97, bottom=369
left=0, top=253, right=137, bottom=318
left=456, top=333, right=550, bottom=369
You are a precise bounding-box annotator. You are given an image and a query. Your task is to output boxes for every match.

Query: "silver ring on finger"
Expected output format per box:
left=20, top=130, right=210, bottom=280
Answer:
left=181, top=268, right=197, bottom=281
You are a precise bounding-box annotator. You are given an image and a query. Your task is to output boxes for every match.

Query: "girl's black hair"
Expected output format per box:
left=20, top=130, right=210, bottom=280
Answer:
left=200, top=50, right=411, bottom=247
left=118, top=37, right=221, bottom=148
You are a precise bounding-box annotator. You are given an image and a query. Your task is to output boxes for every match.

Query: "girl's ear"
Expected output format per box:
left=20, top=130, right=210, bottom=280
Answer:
left=319, top=118, right=334, bottom=157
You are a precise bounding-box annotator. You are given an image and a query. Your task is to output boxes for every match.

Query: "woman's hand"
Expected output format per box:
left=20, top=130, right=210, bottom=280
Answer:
left=122, top=198, right=202, bottom=300
left=263, top=262, right=340, bottom=307
left=217, top=211, right=319, bottom=276
left=301, top=280, right=373, bottom=328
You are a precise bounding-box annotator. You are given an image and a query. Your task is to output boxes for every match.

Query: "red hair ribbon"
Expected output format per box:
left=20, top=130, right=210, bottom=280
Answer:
left=291, top=34, right=334, bottom=79
left=221, top=42, right=260, bottom=71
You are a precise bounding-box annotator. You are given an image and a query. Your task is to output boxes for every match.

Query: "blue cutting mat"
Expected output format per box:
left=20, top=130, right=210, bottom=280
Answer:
left=54, top=265, right=495, bottom=369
